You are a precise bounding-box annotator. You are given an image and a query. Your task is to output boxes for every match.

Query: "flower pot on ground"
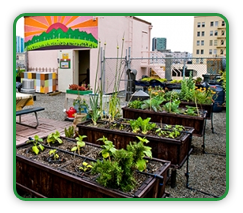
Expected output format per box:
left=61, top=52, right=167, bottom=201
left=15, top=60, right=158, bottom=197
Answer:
left=16, top=135, right=171, bottom=198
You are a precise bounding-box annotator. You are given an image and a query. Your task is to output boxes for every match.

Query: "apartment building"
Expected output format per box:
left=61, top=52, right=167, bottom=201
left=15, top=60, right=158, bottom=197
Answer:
left=16, top=36, right=24, bottom=53
left=193, top=16, right=226, bottom=58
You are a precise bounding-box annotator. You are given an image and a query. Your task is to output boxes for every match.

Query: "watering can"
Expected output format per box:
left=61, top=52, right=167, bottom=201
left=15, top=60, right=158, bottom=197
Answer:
left=64, top=107, right=77, bottom=119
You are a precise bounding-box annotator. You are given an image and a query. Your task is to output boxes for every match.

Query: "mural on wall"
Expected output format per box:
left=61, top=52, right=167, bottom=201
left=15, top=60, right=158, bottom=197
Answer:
left=24, top=16, right=98, bottom=51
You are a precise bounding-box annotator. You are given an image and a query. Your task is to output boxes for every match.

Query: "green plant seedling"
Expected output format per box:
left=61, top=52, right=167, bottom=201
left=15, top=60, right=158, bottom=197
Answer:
left=49, top=149, right=59, bottom=160
left=47, top=130, right=63, bottom=146
left=79, top=162, right=93, bottom=172
left=98, top=136, right=117, bottom=160
left=64, top=126, right=75, bottom=138
left=26, top=135, right=45, bottom=155
left=71, top=135, right=87, bottom=155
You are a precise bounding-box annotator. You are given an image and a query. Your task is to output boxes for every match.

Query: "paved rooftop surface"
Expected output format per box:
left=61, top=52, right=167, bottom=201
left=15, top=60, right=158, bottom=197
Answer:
left=15, top=114, right=72, bottom=146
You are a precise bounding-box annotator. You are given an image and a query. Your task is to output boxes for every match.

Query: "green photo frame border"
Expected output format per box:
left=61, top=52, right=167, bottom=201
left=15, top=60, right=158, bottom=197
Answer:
left=13, top=12, right=229, bottom=201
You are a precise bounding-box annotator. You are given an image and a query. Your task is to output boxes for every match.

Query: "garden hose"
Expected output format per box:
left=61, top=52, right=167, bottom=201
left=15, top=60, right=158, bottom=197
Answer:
left=137, top=171, right=164, bottom=181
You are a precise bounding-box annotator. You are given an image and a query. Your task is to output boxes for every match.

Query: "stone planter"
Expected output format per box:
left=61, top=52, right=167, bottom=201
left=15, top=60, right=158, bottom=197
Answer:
left=16, top=137, right=171, bottom=198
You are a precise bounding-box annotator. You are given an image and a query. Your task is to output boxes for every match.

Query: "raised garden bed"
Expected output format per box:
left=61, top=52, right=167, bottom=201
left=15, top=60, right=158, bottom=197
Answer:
left=122, top=107, right=206, bottom=137
left=77, top=119, right=194, bottom=168
left=16, top=136, right=171, bottom=198
left=179, top=102, right=213, bottom=120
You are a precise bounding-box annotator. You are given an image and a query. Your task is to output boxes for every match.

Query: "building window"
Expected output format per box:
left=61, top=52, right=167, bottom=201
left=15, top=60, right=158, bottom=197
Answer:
left=201, top=40, right=204, bottom=46
left=201, top=49, right=204, bottom=54
left=201, top=31, right=205, bottom=36
left=209, top=40, right=213, bottom=46
left=197, top=31, right=200, bottom=36
left=209, top=49, right=212, bottom=55
left=197, top=22, right=201, bottom=27
left=221, top=30, right=225, bottom=36
left=202, top=22, right=205, bottom=27
left=210, top=21, right=214, bottom=27
left=214, top=40, right=218, bottom=46
left=213, top=49, right=217, bottom=55
left=215, top=21, right=218, bottom=27
left=221, top=40, right=224, bottom=45
left=196, top=49, right=199, bottom=54
left=220, top=49, right=224, bottom=55
left=222, top=21, right=225, bottom=26
left=214, top=30, right=218, bottom=36
left=210, top=31, right=213, bottom=36
left=197, top=40, right=200, bottom=46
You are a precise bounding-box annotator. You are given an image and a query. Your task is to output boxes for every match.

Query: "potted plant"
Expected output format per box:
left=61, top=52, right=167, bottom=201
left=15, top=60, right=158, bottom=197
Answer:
left=16, top=67, right=25, bottom=82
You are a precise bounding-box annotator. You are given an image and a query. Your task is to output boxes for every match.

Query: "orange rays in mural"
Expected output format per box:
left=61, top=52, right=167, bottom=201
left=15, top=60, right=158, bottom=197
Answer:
left=24, top=16, right=98, bottom=50
left=24, top=16, right=98, bottom=41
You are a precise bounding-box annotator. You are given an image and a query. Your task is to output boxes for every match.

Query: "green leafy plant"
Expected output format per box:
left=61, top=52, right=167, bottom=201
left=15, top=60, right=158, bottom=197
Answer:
left=127, top=99, right=143, bottom=109
left=163, top=99, right=181, bottom=113
left=179, top=74, right=195, bottom=102
left=155, top=124, right=185, bottom=139
left=193, top=86, right=216, bottom=105
left=109, top=92, right=121, bottom=122
left=48, top=149, right=59, bottom=160
left=73, top=93, right=88, bottom=114
left=129, top=119, right=140, bottom=133
left=71, top=135, right=87, bottom=155
left=16, top=67, right=25, bottom=79
left=218, top=70, right=226, bottom=92
left=184, top=105, right=198, bottom=116
left=98, top=136, right=117, bottom=160
left=141, top=97, right=164, bottom=112
left=47, top=131, right=63, bottom=146
left=129, top=117, right=156, bottom=135
left=126, top=136, right=152, bottom=172
left=79, top=162, right=93, bottom=172
left=26, top=135, right=45, bottom=155
left=64, top=126, right=75, bottom=138
left=91, top=148, right=136, bottom=192
left=91, top=137, right=152, bottom=192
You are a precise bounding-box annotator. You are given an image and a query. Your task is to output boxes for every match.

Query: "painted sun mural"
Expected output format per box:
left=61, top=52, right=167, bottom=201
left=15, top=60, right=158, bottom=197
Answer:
left=24, top=16, right=98, bottom=51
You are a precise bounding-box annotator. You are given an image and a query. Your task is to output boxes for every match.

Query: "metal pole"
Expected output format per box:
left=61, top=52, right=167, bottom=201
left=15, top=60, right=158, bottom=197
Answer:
left=183, top=57, right=186, bottom=80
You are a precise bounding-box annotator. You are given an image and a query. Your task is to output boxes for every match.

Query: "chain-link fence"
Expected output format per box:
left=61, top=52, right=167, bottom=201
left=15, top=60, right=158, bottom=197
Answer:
left=102, top=57, right=128, bottom=94
left=103, top=55, right=226, bottom=98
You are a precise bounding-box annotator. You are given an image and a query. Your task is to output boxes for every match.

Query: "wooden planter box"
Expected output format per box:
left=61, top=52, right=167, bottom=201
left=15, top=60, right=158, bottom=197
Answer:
left=122, top=107, right=206, bottom=137
left=16, top=137, right=171, bottom=198
left=179, top=102, right=213, bottom=120
left=77, top=120, right=194, bottom=168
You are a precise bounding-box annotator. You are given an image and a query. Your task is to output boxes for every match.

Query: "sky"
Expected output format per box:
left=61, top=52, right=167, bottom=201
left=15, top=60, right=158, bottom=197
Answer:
left=15, top=15, right=194, bottom=53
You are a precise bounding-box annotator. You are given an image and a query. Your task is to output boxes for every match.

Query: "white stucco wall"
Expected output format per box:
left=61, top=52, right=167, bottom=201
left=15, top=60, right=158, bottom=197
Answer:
left=26, top=16, right=152, bottom=93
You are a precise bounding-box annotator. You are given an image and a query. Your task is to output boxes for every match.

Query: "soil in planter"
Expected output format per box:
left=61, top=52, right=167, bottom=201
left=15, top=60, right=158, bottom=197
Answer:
left=60, top=157, right=163, bottom=197
left=17, top=146, right=73, bottom=169
left=41, top=138, right=102, bottom=160
left=87, top=118, right=191, bottom=141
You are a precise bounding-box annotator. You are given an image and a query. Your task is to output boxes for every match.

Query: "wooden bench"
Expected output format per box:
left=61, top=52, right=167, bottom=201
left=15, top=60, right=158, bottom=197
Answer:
left=16, top=107, right=45, bottom=128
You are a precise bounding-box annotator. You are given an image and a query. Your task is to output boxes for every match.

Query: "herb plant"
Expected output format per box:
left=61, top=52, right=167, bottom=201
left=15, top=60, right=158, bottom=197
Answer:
left=26, top=135, right=45, bottom=155
left=71, top=135, right=87, bottom=155
left=48, top=149, right=59, bottom=160
left=126, top=136, right=152, bottom=172
left=64, top=126, right=75, bottom=138
left=47, top=131, right=63, bottom=146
